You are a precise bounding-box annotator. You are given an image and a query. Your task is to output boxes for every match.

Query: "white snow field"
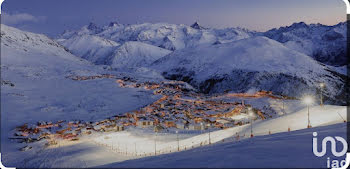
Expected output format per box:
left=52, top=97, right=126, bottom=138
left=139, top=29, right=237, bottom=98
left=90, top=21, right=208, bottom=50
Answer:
left=99, top=122, right=347, bottom=168
left=1, top=24, right=159, bottom=167
left=90, top=104, right=346, bottom=158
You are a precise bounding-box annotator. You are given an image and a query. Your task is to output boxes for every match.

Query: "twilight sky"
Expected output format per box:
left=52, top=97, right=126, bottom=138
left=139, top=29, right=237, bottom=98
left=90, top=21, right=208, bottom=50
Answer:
left=1, top=0, right=346, bottom=37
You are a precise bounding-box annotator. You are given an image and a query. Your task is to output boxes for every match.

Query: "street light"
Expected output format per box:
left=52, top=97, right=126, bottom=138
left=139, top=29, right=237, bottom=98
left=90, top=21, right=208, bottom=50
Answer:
left=248, top=107, right=254, bottom=138
left=320, top=83, right=325, bottom=106
left=154, top=132, right=157, bottom=155
left=302, top=95, right=314, bottom=128
left=200, top=122, right=203, bottom=134
left=282, top=96, right=285, bottom=115
left=207, top=124, right=211, bottom=144
left=134, top=142, right=137, bottom=156
left=176, top=130, right=179, bottom=151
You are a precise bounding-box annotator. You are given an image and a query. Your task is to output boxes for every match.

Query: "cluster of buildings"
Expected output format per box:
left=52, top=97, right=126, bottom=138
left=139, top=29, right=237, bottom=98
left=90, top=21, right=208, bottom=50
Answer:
left=116, top=78, right=267, bottom=131
left=67, top=74, right=116, bottom=81
left=12, top=118, right=126, bottom=146
left=13, top=77, right=278, bottom=147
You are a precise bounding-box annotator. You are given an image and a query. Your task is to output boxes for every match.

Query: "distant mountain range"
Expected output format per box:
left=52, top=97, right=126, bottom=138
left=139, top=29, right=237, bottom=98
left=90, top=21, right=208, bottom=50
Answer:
left=263, top=22, right=347, bottom=66
left=58, top=21, right=347, bottom=66
left=1, top=21, right=347, bottom=104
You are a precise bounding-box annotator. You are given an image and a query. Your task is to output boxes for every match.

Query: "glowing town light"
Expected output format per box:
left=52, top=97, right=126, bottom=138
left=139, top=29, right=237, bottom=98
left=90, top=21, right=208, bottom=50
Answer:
left=302, top=95, right=314, bottom=128
left=247, top=107, right=252, bottom=111
left=319, top=83, right=325, bottom=106
left=247, top=106, right=254, bottom=138
left=320, top=83, right=325, bottom=88
left=302, top=95, right=314, bottom=105
left=176, top=130, right=179, bottom=151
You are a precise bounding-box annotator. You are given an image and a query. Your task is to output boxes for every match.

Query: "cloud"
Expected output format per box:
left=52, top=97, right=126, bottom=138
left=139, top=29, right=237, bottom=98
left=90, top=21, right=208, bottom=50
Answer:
left=2, top=12, right=46, bottom=25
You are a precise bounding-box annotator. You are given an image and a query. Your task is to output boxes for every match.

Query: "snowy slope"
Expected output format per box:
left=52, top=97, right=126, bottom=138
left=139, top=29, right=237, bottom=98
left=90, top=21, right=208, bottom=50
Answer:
left=101, top=122, right=347, bottom=168
left=57, top=34, right=120, bottom=64
left=1, top=24, right=83, bottom=64
left=152, top=36, right=345, bottom=104
left=90, top=104, right=346, bottom=160
left=263, top=22, right=347, bottom=66
left=106, top=41, right=171, bottom=69
left=1, top=24, right=159, bottom=167
left=1, top=23, right=158, bottom=133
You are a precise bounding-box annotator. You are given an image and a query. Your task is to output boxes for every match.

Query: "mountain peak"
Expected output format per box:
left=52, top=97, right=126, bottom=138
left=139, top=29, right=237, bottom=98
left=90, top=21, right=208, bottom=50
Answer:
left=289, top=22, right=308, bottom=29
left=109, top=21, right=119, bottom=27
left=190, top=21, right=204, bottom=30
left=87, top=22, right=99, bottom=30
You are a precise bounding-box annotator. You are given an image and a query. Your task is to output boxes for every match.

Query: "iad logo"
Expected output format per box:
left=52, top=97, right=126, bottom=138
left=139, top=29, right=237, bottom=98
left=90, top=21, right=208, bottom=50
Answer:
left=312, top=132, right=349, bottom=168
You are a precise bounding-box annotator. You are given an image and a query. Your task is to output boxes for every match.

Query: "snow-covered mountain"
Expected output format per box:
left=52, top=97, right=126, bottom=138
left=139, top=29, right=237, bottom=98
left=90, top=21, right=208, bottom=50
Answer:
left=1, top=24, right=348, bottom=168
left=59, top=22, right=253, bottom=51
left=60, top=22, right=104, bottom=39
left=263, top=22, right=347, bottom=66
left=1, top=24, right=161, bottom=167
left=1, top=24, right=91, bottom=76
left=57, top=34, right=120, bottom=65
left=105, top=41, right=171, bottom=69
left=55, top=21, right=347, bottom=104
left=151, top=36, right=346, bottom=104
left=1, top=24, right=157, bottom=125
left=57, top=22, right=252, bottom=70
left=58, top=21, right=346, bottom=67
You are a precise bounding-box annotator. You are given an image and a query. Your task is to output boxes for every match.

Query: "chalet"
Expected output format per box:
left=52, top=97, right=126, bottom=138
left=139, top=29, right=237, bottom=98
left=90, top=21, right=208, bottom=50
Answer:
left=136, top=120, right=154, bottom=128
left=175, top=122, right=185, bottom=129
left=188, top=123, right=205, bottom=130
left=222, top=123, right=234, bottom=128
left=163, top=120, right=176, bottom=128
left=193, top=117, right=204, bottom=123
left=93, top=124, right=102, bottom=131
left=81, top=128, right=92, bottom=135
left=154, top=125, right=165, bottom=132
left=216, top=119, right=232, bottom=125
left=117, top=125, right=125, bottom=131
left=104, top=124, right=124, bottom=132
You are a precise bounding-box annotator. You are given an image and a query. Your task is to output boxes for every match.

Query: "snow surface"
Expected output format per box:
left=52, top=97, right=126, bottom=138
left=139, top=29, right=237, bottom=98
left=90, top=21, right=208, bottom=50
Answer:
left=107, top=41, right=171, bottom=69
left=1, top=21, right=348, bottom=168
left=101, top=122, right=347, bottom=168
left=152, top=36, right=345, bottom=103
left=89, top=104, right=346, bottom=160
left=57, top=34, right=120, bottom=64
left=60, top=22, right=252, bottom=51
left=59, top=21, right=346, bottom=67
left=56, top=22, right=347, bottom=104
left=1, top=24, right=159, bottom=167
left=154, top=36, right=326, bottom=76
left=263, top=22, right=347, bottom=66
